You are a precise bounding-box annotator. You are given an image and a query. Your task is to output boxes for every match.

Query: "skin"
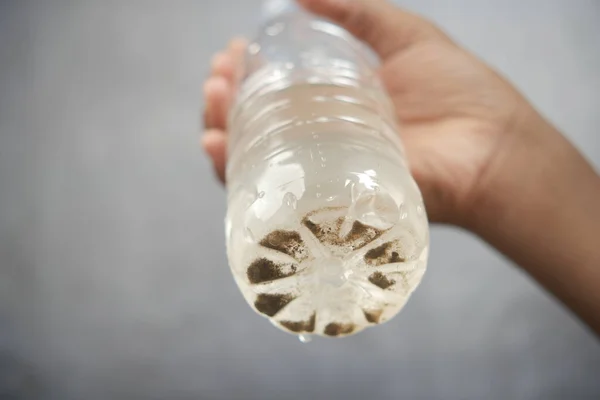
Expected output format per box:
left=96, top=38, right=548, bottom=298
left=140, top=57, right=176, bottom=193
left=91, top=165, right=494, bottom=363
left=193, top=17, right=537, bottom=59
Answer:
left=201, top=0, right=600, bottom=335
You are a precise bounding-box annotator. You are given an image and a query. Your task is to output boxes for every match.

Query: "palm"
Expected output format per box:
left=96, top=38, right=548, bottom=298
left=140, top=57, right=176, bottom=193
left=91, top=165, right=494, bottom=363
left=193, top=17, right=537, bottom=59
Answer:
left=378, top=40, right=524, bottom=223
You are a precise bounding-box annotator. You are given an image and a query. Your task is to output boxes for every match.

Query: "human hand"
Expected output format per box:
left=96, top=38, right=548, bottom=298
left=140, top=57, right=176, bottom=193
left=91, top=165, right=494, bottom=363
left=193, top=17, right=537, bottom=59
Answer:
left=202, top=0, right=600, bottom=334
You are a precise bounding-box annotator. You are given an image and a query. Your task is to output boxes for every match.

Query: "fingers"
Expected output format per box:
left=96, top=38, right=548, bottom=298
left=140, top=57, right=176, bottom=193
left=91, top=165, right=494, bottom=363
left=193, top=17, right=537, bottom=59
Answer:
left=203, top=76, right=231, bottom=130
left=201, top=130, right=227, bottom=183
left=203, top=38, right=248, bottom=131
left=210, top=51, right=235, bottom=86
left=227, top=37, right=248, bottom=91
left=210, top=38, right=247, bottom=89
left=202, top=78, right=229, bottom=182
left=297, top=0, right=450, bottom=59
left=202, top=38, right=248, bottom=183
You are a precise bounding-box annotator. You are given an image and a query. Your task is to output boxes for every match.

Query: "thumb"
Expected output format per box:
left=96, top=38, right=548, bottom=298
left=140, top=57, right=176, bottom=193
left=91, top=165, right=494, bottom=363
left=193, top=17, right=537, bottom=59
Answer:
left=297, top=0, right=449, bottom=59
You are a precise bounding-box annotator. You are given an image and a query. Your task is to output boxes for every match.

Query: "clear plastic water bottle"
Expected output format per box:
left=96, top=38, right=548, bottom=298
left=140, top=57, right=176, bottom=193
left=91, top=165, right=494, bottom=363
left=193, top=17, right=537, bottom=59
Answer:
left=225, top=1, right=429, bottom=339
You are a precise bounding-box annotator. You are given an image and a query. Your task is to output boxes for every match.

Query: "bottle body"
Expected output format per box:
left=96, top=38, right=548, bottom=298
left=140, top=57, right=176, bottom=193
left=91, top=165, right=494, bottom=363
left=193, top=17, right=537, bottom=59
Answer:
left=225, top=10, right=429, bottom=338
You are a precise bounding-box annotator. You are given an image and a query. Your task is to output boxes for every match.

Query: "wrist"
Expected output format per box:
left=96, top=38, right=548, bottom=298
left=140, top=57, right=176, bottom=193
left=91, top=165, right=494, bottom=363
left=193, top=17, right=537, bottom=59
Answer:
left=463, top=103, right=566, bottom=236
left=463, top=104, right=600, bottom=333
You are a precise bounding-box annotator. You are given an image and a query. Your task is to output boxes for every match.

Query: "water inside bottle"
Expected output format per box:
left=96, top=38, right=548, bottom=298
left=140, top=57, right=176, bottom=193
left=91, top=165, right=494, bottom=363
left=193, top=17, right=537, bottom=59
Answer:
left=226, top=75, right=429, bottom=338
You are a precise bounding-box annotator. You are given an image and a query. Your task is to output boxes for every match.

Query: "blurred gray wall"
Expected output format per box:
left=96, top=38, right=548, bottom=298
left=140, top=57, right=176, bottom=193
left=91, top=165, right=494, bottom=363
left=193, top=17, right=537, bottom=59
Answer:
left=1, top=0, right=599, bottom=399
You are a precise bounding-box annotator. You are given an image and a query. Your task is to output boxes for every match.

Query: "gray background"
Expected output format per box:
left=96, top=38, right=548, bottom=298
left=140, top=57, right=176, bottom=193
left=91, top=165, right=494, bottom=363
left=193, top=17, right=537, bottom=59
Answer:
left=1, top=0, right=599, bottom=399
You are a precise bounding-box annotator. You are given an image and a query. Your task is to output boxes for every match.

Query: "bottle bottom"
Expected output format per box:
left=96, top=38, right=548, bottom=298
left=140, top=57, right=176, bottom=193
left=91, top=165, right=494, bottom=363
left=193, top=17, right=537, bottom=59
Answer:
left=227, top=186, right=428, bottom=338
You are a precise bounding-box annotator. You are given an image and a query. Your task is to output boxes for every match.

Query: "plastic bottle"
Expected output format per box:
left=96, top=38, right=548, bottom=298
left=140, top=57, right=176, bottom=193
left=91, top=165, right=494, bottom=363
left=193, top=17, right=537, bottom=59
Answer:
left=224, top=1, right=429, bottom=339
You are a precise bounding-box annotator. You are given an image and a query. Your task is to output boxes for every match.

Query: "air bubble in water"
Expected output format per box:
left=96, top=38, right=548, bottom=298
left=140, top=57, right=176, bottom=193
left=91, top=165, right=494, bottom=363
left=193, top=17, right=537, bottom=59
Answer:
left=283, top=192, right=298, bottom=210
left=399, top=203, right=408, bottom=220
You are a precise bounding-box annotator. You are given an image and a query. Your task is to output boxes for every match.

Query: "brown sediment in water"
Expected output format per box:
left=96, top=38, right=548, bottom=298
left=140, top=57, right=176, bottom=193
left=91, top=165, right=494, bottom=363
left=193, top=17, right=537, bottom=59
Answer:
left=301, top=207, right=385, bottom=250
left=364, top=241, right=406, bottom=266
left=254, top=293, right=295, bottom=317
left=345, top=221, right=376, bottom=244
left=247, top=258, right=297, bottom=284
left=390, top=251, right=404, bottom=263
left=280, top=313, right=316, bottom=333
left=303, top=219, right=321, bottom=237
left=259, top=230, right=308, bottom=261
left=363, top=309, right=383, bottom=324
left=364, top=242, right=391, bottom=262
left=368, top=271, right=396, bottom=289
left=324, top=322, right=355, bottom=337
